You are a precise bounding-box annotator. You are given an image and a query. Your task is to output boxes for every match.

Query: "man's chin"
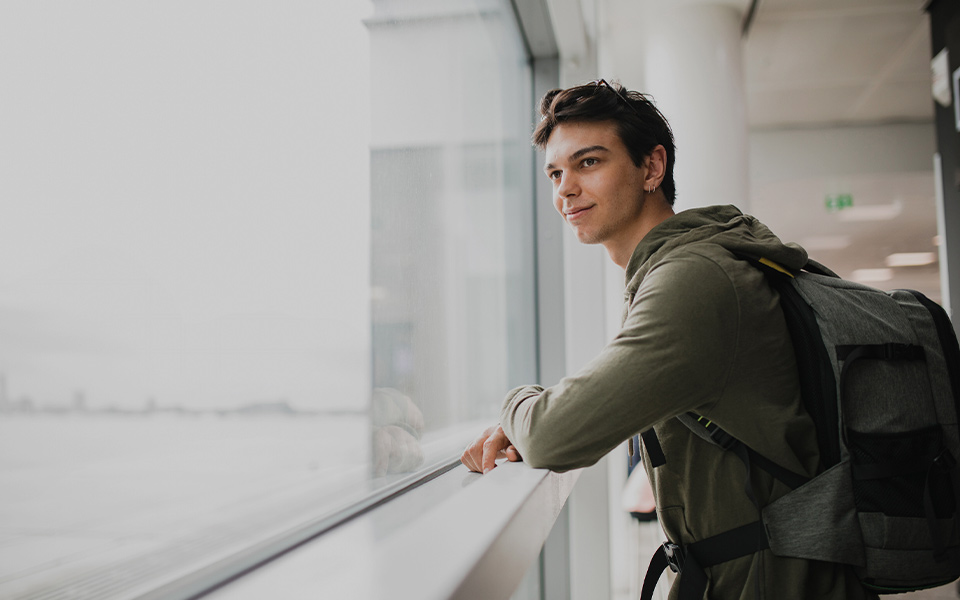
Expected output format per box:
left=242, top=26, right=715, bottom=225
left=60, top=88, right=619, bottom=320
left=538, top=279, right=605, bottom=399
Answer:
left=572, top=228, right=602, bottom=245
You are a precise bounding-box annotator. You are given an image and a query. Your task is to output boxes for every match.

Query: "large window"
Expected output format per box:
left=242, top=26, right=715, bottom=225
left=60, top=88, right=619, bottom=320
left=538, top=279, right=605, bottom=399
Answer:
left=0, top=1, right=536, bottom=596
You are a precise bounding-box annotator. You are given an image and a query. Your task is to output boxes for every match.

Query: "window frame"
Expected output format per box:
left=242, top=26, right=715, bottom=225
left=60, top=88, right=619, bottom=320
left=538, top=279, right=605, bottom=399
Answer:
left=136, top=2, right=570, bottom=599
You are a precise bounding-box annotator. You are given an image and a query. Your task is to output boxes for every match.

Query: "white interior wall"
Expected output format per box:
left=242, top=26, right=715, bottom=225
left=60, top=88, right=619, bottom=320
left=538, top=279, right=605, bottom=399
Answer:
left=749, top=123, right=936, bottom=185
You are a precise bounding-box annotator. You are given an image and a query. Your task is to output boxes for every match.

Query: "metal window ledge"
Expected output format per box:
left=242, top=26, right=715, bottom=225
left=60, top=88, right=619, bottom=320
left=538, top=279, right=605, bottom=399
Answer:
left=201, top=461, right=579, bottom=600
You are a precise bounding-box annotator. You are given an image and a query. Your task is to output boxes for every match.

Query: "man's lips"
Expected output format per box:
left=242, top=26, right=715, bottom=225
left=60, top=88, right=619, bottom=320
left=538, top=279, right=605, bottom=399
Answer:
left=564, top=205, right=594, bottom=221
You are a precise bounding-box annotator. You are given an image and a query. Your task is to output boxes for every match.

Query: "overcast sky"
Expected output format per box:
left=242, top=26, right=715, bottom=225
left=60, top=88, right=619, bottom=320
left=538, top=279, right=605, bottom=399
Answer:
left=0, top=2, right=374, bottom=410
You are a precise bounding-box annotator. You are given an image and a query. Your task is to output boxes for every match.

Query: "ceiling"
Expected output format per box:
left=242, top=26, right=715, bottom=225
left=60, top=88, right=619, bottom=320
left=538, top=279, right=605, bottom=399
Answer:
left=743, top=0, right=941, bottom=299
left=745, top=0, right=933, bottom=128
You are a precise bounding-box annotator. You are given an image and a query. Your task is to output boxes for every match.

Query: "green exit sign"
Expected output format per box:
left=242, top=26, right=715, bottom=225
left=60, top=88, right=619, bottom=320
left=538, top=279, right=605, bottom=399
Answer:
left=826, top=194, right=853, bottom=212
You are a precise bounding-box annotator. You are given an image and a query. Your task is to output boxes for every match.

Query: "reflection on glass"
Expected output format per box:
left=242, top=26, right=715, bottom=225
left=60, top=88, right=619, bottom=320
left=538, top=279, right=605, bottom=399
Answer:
left=0, top=0, right=535, bottom=597
left=372, top=387, right=424, bottom=476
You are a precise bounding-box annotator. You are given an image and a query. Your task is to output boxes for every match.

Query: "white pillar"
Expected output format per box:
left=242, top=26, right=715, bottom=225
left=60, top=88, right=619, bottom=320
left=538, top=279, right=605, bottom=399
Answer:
left=599, top=0, right=750, bottom=213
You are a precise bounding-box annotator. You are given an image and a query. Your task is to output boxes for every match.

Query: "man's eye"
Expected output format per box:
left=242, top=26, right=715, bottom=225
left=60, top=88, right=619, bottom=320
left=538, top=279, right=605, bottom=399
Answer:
left=582, top=157, right=598, bottom=167
left=548, top=171, right=561, bottom=180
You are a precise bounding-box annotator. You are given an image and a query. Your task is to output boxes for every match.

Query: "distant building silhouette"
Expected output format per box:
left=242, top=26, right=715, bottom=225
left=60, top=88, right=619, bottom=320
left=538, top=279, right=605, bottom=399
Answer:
left=235, top=400, right=295, bottom=415
left=72, top=390, right=87, bottom=412
left=17, top=396, right=35, bottom=412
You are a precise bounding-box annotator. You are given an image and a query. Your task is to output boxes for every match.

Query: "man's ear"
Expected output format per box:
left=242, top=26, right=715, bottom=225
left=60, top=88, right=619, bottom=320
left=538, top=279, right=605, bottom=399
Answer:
left=645, top=145, right=667, bottom=189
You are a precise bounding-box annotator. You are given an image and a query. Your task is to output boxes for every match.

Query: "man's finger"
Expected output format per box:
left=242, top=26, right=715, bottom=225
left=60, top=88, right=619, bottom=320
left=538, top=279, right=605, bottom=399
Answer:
left=460, top=425, right=508, bottom=474
left=505, top=445, right=521, bottom=462
left=481, top=435, right=504, bottom=474
left=460, top=448, right=475, bottom=472
left=461, top=441, right=482, bottom=473
left=481, top=440, right=497, bottom=474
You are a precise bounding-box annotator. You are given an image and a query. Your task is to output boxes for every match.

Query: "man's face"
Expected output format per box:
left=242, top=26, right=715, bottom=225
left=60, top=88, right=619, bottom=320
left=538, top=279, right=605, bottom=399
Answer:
left=543, top=121, right=647, bottom=247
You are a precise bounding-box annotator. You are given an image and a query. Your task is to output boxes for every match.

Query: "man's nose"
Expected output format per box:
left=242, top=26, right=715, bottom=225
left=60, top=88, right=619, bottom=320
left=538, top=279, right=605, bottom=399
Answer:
left=557, top=172, right=579, bottom=197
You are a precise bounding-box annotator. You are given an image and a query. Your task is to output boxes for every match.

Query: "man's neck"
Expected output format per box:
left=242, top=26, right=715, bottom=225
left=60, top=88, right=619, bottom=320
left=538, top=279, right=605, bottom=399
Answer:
left=605, top=200, right=675, bottom=269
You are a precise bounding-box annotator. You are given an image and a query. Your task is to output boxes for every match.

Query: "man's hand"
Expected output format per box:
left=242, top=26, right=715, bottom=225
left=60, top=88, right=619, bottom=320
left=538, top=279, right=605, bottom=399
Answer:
left=460, top=424, right=522, bottom=473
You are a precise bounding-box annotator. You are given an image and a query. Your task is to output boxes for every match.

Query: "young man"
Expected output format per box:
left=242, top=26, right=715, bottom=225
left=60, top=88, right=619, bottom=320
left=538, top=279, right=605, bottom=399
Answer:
left=460, top=81, right=874, bottom=599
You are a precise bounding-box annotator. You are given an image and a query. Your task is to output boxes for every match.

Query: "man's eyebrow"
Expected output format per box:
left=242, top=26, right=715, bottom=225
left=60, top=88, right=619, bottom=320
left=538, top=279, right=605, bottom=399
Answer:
left=543, top=145, right=611, bottom=172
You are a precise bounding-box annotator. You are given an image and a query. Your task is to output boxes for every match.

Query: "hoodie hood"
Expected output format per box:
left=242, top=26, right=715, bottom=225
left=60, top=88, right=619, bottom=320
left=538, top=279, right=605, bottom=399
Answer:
left=624, top=205, right=807, bottom=298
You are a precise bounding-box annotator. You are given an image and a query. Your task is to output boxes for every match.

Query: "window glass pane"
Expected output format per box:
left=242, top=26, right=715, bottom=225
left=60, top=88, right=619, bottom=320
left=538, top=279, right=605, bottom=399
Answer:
left=0, top=0, right=535, bottom=596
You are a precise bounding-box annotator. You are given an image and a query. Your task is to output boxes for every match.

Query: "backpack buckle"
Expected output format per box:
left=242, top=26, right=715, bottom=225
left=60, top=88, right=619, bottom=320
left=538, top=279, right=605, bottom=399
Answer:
left=934, top=449, right=956, bottom=471
left=662, top=542, right=685, bottom=573
left=694, top=415, right=737, bottom=450
left=708, top=427, right=737, bottom=450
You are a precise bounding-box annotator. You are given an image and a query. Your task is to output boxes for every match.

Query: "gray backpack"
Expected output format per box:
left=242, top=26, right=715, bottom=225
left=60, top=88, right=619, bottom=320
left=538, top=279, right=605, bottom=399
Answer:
left=641, top=257, right=960, bottom=599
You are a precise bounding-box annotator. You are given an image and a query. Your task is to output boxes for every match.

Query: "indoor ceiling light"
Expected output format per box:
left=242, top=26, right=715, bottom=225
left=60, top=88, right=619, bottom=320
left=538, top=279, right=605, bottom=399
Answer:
left=851, top=268, right=893, bottom=283
left=885, top=252, right=937, bottom=267
left=837, top=200, right=903, bottom=222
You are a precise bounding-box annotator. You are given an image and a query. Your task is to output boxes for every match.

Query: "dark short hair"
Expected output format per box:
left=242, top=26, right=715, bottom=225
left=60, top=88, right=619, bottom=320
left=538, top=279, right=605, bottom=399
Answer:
left=532, top=81, right=677, bottom=205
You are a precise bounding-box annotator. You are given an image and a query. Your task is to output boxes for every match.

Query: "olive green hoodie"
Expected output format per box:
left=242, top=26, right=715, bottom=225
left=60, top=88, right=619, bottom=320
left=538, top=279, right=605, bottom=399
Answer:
left=500, top=206, right=874, bottom=600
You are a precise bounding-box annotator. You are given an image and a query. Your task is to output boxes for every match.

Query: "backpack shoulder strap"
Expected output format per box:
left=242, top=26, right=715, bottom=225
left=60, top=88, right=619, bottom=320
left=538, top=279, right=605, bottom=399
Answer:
left=740, top=253, right=842, bottom=470
left=679, top=413, right=811, bottom=491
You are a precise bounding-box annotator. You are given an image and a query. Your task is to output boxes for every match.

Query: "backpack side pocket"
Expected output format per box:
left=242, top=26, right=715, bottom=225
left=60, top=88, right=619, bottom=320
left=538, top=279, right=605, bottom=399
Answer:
left=847, top=426, right=959, bottom=591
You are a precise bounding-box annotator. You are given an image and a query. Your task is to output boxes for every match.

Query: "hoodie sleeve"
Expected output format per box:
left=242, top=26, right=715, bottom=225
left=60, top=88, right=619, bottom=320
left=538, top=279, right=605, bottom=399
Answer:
left=499, top=249, right=742, bottom=472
